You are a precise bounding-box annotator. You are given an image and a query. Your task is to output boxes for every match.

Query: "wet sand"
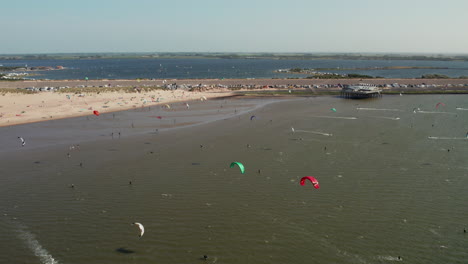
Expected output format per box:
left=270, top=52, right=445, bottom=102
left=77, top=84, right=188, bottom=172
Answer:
left=0, top=95, right=287, bottom=154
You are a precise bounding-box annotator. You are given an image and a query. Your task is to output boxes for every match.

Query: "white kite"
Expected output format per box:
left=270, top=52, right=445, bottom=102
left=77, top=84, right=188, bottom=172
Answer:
left=132, top=222, right=144, bottom=237
left=18, top=137, right=25, bottom=147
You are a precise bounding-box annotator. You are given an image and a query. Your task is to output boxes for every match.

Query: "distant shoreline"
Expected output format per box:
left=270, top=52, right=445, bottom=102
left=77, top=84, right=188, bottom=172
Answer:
left=1, top=78, right=467, bottom=92
left=1, top=52, right=468, bottom=61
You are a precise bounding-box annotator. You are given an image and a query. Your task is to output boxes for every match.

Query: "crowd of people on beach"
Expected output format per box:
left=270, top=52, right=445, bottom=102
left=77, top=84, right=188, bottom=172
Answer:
left=14, top=80, right=468, bottom=93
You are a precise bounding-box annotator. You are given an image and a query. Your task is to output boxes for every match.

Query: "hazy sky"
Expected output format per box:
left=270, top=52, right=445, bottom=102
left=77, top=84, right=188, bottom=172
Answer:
left=2, top=0, right=468, bottom=54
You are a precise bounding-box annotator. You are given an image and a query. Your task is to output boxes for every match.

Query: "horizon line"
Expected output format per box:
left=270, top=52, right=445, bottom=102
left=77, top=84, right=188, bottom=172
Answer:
left=2, top=51, right=468, bottom=56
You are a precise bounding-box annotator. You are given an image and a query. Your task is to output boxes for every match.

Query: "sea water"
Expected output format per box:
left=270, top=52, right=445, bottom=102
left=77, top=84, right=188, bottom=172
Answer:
left=2, top=58, right=468, bottom=79
left=1, top=94, right=467, bottom=264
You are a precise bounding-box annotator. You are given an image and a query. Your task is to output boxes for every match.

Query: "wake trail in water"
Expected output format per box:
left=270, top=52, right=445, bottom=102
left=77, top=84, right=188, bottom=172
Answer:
left=428, top=136, right=468, bottom=140
left=356, top=107, right=403, bottom=112
left=295, top=130, right=333, bottom=136
left=456, top=107, right=468, bottom=111
left=375, top=255, right=403, bottom=261
left=312, top=116, right=358, bottom=120
left=416, top=111, right=456, bottom=115
left=17, top=227, right=59, bottom=264
left=368, top=116, right=401, bottom=120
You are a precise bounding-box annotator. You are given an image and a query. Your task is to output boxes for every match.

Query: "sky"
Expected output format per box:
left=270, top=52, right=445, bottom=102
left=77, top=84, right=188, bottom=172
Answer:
left=2, top=0, right=468, bottom=54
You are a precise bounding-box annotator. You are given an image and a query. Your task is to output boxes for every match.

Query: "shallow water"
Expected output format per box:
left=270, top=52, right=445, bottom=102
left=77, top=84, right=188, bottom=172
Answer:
left=1, top=95, right=468, bottom=264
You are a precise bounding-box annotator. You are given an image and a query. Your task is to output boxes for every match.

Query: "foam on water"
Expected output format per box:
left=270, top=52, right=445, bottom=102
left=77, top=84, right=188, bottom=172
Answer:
left=17, top=227, right=59, bottom=264
left=334, top=247, right=368, bottom=264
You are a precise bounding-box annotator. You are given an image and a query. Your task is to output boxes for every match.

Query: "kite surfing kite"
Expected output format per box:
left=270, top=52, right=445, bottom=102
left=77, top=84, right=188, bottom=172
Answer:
left=93, top=110, right=100, bottom=116
left=132, top=222, right=145, bottom=237
left=18, top=137, right=25, bottom=147
left=250, top=115, right=256, bottom=121
left=330, top=108, right=337, bottom=112
left=300, top=176, right=320, bottom=189
left=436, top=102, right=445, bottom=109
left=230, top=162, right=245, bottom=174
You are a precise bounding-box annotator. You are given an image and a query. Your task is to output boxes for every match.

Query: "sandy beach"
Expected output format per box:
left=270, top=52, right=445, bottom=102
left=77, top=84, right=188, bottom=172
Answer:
left=1, top=78, right=467, bottom=127
left=0, top=86, right=234, bottom=127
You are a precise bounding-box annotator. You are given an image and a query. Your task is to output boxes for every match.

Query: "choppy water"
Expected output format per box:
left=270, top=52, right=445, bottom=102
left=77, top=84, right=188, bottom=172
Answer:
left=1, top=58, right=468, bottom=79
left=1, top=94, right=468, bottom=264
